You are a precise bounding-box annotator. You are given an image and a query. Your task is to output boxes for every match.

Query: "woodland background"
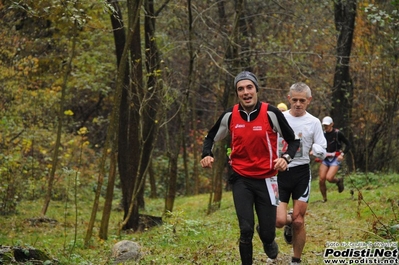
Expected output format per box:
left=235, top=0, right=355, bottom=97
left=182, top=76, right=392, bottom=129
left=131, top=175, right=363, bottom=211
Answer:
left=1, top=0, right=399, bottom=249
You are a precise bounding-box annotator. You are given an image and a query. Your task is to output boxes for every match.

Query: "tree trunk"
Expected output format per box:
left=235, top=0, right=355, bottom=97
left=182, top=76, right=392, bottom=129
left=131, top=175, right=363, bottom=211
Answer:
left=97, top=0, right=127, bottom=241
left=182, top=134, right=190, bottom=195
left=208, top=141, right=225, bottom=213
left=41, top=22, right=78, bottom=216
left=165, top=152, right=179, bottom=212
left=185, top=0, right=195, bottom=196
left=163, top=0, right=196, bottom=210
left=85, top=0, right=134, bottom=243
left=164, top=106, right=181, bottom=212
left=119, top=0, right=143, bottom=231
left=99, top=151, right=117, bottom=239
left=331, top=0, right=357, bottom=171
left=119, top=0, right=163, bottom=231
left=148, top=160, right=157, bottom=198
left=141, top=0, right=163, bottom=207
left=191, top=95, right=199, bottom=195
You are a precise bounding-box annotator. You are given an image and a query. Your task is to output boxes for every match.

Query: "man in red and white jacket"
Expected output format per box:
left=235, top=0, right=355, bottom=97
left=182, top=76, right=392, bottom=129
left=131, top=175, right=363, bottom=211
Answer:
left=200, top=71, right=299, bottom=265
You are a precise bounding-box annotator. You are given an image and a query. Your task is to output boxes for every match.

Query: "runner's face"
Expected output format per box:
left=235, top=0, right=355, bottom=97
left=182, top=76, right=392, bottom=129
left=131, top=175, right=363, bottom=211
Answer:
left=236, top=80, right=258, bottom=112
left=323, top=124, right=333, bottom=132
left=288, top=91, right=311, bottom=117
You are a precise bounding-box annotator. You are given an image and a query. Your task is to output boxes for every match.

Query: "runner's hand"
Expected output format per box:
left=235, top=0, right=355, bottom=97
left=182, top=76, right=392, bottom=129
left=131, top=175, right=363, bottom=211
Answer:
left=273, top=158, right=288, bottom=171
left=200, top=156, right=214, bottom=168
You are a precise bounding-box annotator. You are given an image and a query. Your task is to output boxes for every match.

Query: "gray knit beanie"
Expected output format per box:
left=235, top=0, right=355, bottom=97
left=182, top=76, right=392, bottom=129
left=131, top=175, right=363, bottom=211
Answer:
left=234, top=71, right=259, bottom=92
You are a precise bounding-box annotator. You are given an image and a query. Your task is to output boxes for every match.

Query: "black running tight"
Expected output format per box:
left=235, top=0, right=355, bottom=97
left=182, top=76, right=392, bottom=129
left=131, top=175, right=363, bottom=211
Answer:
left=232, top=175, right=276, bottom=264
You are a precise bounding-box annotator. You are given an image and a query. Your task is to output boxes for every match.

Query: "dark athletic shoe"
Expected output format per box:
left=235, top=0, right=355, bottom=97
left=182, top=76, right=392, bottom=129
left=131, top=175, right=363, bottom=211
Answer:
left=284, top=224, right=293, bottom=244
left=284, top=210, right=293, bottom=244
left=337, top=178, right=344, bottom=193
left=264, top=240, right=279, bottom=259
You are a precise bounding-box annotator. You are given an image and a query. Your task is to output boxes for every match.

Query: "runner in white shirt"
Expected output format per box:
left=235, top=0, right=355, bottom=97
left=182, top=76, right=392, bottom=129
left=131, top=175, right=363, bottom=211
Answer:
left=276, top=82, right=326, bottom=265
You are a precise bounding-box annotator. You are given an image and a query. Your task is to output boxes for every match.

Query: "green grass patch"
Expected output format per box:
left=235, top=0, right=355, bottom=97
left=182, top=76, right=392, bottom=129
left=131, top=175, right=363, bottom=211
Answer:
left=1, top=172, right=398, bottom=264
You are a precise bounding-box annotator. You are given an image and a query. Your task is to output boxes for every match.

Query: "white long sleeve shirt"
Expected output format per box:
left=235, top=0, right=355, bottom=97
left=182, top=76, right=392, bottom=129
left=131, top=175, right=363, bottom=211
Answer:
left=279, top=111, right=327, bottom=168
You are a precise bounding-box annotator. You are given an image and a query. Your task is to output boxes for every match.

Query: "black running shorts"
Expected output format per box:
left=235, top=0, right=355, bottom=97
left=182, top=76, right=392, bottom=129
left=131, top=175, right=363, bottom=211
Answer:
left=278, top=164, right=311, bottom=203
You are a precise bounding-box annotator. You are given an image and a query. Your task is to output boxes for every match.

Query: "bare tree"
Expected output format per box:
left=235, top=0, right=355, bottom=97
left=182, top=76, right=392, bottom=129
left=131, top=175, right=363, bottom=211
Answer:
left=331, top=0, right=357, bottom=171
left=41, top=21, right=78, bottom=216
left=119, top=0, right=166, bottom=231
left=98, top=0, right=128, bottom=241
left=331, top=0, right=356, bottom=129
